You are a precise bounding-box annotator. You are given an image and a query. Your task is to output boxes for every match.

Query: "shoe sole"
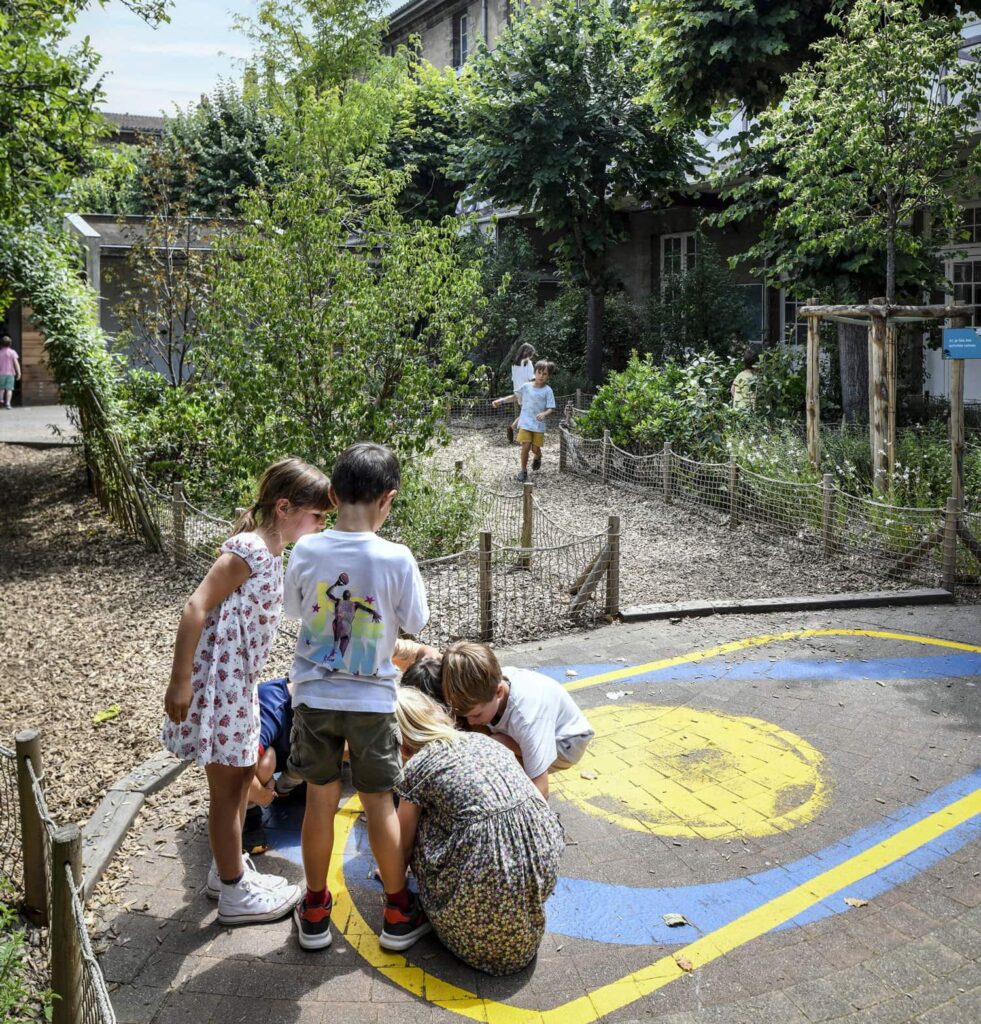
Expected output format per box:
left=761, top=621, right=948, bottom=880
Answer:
left=294, top=906, right=333, bottom=950
left=216, top=890, right=300, bottom=926
left=378, top=920, right=433, bottom=951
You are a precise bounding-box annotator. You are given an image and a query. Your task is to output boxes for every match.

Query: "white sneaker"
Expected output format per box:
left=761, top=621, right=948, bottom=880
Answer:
left=217, top=876, right=301, bottom=926
left=206, top=854, right=290, bottom=900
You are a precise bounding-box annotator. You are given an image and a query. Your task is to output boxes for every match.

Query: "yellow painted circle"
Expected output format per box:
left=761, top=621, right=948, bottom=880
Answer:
left=551, top=703, right=828, bottom=839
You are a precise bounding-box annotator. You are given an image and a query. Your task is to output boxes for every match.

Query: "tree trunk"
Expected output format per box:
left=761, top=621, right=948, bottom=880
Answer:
left=838, top=321, right=869, bottom=424
left=586, top=288, right=605, bottom=387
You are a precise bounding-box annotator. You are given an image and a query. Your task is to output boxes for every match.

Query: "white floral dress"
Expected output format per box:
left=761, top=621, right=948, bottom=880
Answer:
left=162, top=532, right=283, bottom=768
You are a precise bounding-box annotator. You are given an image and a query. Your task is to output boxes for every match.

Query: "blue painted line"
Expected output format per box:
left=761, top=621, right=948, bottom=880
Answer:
left=533, top=653, right=981, bottom=688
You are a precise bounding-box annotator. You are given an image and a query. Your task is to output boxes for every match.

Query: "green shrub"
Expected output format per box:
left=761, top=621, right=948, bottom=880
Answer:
left=754, top=346, right=807, bottom=420
left=577, top=351, right=740, bottom=459
left=384, top=470, right=481, bottom=562
left=0, top=891, right=52, bottom=1023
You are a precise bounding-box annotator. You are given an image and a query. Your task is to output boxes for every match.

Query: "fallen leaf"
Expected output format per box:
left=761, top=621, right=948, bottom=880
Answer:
left=674, top=955, right=694, bottom=972
left=662, top=913, right=689, bottom=927
left=843, top=897, right=868, bottom=908
left=579, top=769, right=599, bottom=780
left=605, top=690, right=633, bottom=700
left=92, top=704, right=122, bottom=724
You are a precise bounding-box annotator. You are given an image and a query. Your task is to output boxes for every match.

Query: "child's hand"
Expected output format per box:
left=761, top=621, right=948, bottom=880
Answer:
left=536, top=412, right=547, bottom=421
left=164, top=678, right=193, bottom=724
left=492, top=399, right=500, bottom=408
left=254, top=781, right=276, bottom=807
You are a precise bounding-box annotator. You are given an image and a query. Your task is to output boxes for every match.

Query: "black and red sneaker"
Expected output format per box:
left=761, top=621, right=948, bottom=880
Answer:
left=379, top=892, right=432, bottom=951
left=294, top=894, right=333, bottom=950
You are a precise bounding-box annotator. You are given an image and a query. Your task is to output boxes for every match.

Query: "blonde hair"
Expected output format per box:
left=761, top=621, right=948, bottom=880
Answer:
left=396, top=686, right=461, bottom=753
left=441, top=641, right=501, bottom=712
left=231, top=457, right=331, bottom=536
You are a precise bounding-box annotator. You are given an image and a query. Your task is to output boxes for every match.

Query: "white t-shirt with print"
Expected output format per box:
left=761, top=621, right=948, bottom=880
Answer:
left=284, top=529, right=429, bottom=713
left=489, top=667, right=594, bottom=779
left=516, top=382, right=556, bottom=433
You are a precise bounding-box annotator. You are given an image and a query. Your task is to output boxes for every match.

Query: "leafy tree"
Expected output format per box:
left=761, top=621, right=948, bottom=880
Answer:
left=130, top=82, right=284, bottom=217
left=636, top=0, right=976, bottom=120
left=457, top=0, right=702, bottom=385
left=0, top=0, right=168, bottom=224
left=719, top=0, right=981, bottom=418
left=64, top=142, right=141, bottom=214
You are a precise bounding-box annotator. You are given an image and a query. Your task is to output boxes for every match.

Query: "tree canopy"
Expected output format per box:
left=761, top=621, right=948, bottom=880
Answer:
left=457, top=0, right=701, bottom=384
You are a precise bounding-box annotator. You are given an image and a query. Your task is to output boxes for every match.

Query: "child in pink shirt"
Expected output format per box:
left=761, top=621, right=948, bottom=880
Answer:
left=0, top=336, right=20, bottom=409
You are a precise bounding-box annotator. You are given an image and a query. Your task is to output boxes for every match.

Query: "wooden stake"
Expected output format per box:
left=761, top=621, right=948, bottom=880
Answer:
left=821, top=473, right=836, bottom=558
left=662, top=441, right=672, bottom=503
left=520, top=483, right=533, bottom=569
left=172, top=481, right=186, bottom=567
left=570, top=546, right=610, bottom=613
left=15, top=730, right=47, bottom=925
left=950, top=358, right=965, bottom=509
left=885, top=321, right=897, bottom=481
left=806, top=298, right=821, bottom=471
left=454, top=459, right=463, bottom=479
left=728, top=459, right=740, bottom=528
left=575, top=388, right=582, bottom=410
left=869, top=306, right=890, bottom=494
left=605, top=515, right=621, bottom=618
left=51, top=825, right=83, bottom=1024
left=559, top=426, right=567, bottom=473
left=601, top=429, right=611, bottom=484
left=942, top=496, right=959, bottom=591
left=478, top=530, right=492, bottom=641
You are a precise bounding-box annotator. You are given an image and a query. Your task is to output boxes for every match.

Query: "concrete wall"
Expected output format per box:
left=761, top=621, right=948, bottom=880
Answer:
left=386, top=0, right=517, bottom=66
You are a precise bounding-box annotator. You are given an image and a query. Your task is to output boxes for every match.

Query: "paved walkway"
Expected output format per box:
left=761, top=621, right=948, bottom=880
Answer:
left=100, top=605, right=980, bottom=1024
left=0, top=404, right=77, bottom=446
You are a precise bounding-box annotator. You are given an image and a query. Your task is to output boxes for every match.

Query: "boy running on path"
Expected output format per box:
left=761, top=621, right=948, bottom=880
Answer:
left=492, top=360, right=557, bottom=483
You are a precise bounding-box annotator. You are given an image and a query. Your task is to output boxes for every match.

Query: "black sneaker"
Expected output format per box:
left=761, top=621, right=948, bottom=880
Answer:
left=295, top=894, right=333, bottom=950
left=515, top=470, right=528, bottom=484
left=379, top=892, right=432, bottom=951
left=531, top=453, right=542, bottom=471
left=241, top=805, right=268, bottom=855
left=506, top=424, right=514, bottom=444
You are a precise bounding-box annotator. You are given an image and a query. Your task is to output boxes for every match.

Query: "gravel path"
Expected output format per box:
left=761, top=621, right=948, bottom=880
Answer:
left=433, top=426, right=903, bottom=608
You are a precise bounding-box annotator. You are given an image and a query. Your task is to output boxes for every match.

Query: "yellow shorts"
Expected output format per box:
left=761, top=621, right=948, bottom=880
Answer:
left=517, top=429, right=544, bottom=446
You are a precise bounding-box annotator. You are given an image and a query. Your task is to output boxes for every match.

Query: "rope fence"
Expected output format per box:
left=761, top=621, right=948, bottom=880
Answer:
left=0, top=731, right=116, bottom=1024
left=560, top=425, right=981, bottom=591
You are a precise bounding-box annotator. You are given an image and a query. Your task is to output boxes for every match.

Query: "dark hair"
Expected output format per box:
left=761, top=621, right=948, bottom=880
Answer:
left=232, top=457, right=331, bottom=535
left=513, top=343, right=536, bottom=365
left=743, top=347, right=759, bottom=370
left=331, top=442, right=401, bottom=504
left=534, top=359, right=556, bottom=376
left=401, top=657, right=446, bottom=705
left=0, top=336, right=11, bottom=347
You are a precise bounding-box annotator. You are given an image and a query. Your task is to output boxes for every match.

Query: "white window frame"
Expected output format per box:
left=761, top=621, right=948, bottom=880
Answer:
left=780, top=288, right=808, bottom=348
left=660, top=232, right=696, bottom=290
left=459, top=12, right=469, bottom=66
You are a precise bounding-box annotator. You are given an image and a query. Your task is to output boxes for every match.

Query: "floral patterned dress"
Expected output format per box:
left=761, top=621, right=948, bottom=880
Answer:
left=161, top=532, right=283, bottom=768
left=395, top=733, right=565, bottom=975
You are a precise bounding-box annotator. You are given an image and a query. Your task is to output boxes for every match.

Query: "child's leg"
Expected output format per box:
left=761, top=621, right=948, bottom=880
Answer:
left=531, top=442, right=543, bottom=470
left=205, top=762, right=254, bottom=881
left=360, top=791, right=403, bottom=893
left=519, top=441, right=531, bottom=471
left=300, top=779, right=343, bottom=895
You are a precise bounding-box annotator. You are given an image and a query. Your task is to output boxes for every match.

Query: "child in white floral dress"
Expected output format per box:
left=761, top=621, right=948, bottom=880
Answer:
left=163, top=458, right=332, bottom=926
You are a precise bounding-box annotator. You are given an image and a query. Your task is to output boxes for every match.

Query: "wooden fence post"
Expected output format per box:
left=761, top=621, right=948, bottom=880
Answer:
left=662, top=441, right=673, bottom=504
left=15, top=729, right=47, bottom=925
left=575, top=388, right=582, bottom=410
left=601, top=430, right=611, bottom=484
left=605, top=515, right=620, bottom=618
left=444, top=397, right=452, bottom=428
left=478, top=530, right=493, bottom=642
left=869, top=301, right=889, bottom=494
left=942, top=496, right=959, bottom=591
left=821, top=473, right=836, bottom=558
left=172, top=481, right=187, bottom=567
left=454, top=460, right=463, bottom=479
left=520, top=483, right=533, bottom=569
left=50, top=825, right=83, bottom=1024
left=806, top=298, right=821, bottom=472
left=559, top=427, right=567, bottom=473
left=728, top=458, right=740, bottom=528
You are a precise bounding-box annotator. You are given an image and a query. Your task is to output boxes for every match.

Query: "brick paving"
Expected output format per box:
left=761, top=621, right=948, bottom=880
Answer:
left=99, top=605, right=980, bottom=1023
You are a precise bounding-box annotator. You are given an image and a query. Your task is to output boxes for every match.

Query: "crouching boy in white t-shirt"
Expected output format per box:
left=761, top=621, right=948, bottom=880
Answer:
left=441, top=641, right=594, bottom=798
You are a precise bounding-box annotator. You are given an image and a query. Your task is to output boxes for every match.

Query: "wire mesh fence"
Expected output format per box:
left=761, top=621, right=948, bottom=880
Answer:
left=561, top=425, right=981, bottom=591
left=447, top=391, right=587, bottom=429
left=0, top=744, right=21, bottom=890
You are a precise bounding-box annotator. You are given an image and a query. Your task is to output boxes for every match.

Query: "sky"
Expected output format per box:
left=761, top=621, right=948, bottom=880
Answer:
left=67, top=0, right=404, bottom=117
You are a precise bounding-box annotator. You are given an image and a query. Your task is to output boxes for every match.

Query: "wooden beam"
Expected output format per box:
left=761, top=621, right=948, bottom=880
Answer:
left=801, top=303, right=981, bottom=318
left=869, top=308, right=890, bottom=494
left=805, top=298, right=821, bottom=472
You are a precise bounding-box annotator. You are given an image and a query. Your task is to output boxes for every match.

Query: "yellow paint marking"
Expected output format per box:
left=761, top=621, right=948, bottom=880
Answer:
left=328, top=629, right=981, bottom=1024
left=564, top=628, right=981, bottom=693
left=550, top=704, right=827, bottom=838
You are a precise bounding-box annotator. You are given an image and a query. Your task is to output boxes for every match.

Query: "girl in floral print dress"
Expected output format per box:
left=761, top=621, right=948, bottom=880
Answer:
left=162, top=458, right=331, bottom=926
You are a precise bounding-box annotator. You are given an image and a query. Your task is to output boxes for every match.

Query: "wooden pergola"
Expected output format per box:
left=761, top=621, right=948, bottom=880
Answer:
left=799, top=299, right=977, bottom=506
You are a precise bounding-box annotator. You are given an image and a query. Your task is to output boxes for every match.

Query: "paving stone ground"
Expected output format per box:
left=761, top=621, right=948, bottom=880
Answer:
left=0, top=404, right=76, bottom=445
left=99, top=605, right=980, bottom=1024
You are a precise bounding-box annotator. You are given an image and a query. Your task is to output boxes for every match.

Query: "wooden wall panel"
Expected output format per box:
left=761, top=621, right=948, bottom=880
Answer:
left=19, top=307, right=60, bottom=405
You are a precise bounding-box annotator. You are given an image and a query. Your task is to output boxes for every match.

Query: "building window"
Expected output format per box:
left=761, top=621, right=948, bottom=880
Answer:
left=780, top=290, right=808, bottom=346
left=738, top=283, right=764, bottom=343
left=454, top=12, right=470, bottom=68
left=960, top=204, right=981, bottom=244
left=660, top=233, right=697, bottom=282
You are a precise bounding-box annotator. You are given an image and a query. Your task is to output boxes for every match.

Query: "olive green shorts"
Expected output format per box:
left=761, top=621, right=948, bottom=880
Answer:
left=288, top=705, right=401, bottom=793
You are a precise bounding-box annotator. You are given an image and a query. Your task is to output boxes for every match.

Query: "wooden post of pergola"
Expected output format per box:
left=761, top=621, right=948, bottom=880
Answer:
left=868, top=298, right=890, bottom=492
left=805, top=296, right=821, bottom=472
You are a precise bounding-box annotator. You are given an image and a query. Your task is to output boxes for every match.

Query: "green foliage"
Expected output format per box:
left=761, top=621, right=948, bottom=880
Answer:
left=754, top=346, right=806, bottom=420
left=0, top=891, right=53, bottom=1023
left=636, top=0, right=974, bottom=121
left=457, top=0, right=702, bottom=380
left=640, top=235, right=749, bottom=360
left=577, top=351, right=739, bottom=458
left=131, top=82, right=285, bottom=217
left=384, top=471, right=480, bottom=562
left=719, top=1, right=981, bottom=303
left=63, top=143, right=141, bottom=215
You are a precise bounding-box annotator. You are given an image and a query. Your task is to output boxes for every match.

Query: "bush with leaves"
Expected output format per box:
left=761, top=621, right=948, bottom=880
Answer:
left=1, top=888, right=53, bottom=1023
left=384, top=471, right=480, bottom=562
left=576, top=351, right=739, bottom=459
left=753, top=346, right=807, bottom=420
left=63, top=143, right=141, bottom=215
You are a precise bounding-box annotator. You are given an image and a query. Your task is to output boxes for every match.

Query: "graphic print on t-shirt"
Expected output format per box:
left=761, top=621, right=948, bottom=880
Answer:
left=303, top=572, right=384, bottom=675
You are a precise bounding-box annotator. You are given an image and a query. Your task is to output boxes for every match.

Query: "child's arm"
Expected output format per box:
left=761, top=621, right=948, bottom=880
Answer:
left=492, top=393, right=518, bottom=408
left=392, top=638, right=440, bottom=672
left=164, top=553, right=251, bottom=723
left=535, top=407, right=555, bottom=422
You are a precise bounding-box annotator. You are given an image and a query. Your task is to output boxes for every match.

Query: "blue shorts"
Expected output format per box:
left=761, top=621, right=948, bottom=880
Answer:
left=257, top=678, right=293, bottom=765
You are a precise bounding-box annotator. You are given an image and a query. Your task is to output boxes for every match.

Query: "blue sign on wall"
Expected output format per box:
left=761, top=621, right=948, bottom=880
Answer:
left=943, top=327, right=981, bottom=358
